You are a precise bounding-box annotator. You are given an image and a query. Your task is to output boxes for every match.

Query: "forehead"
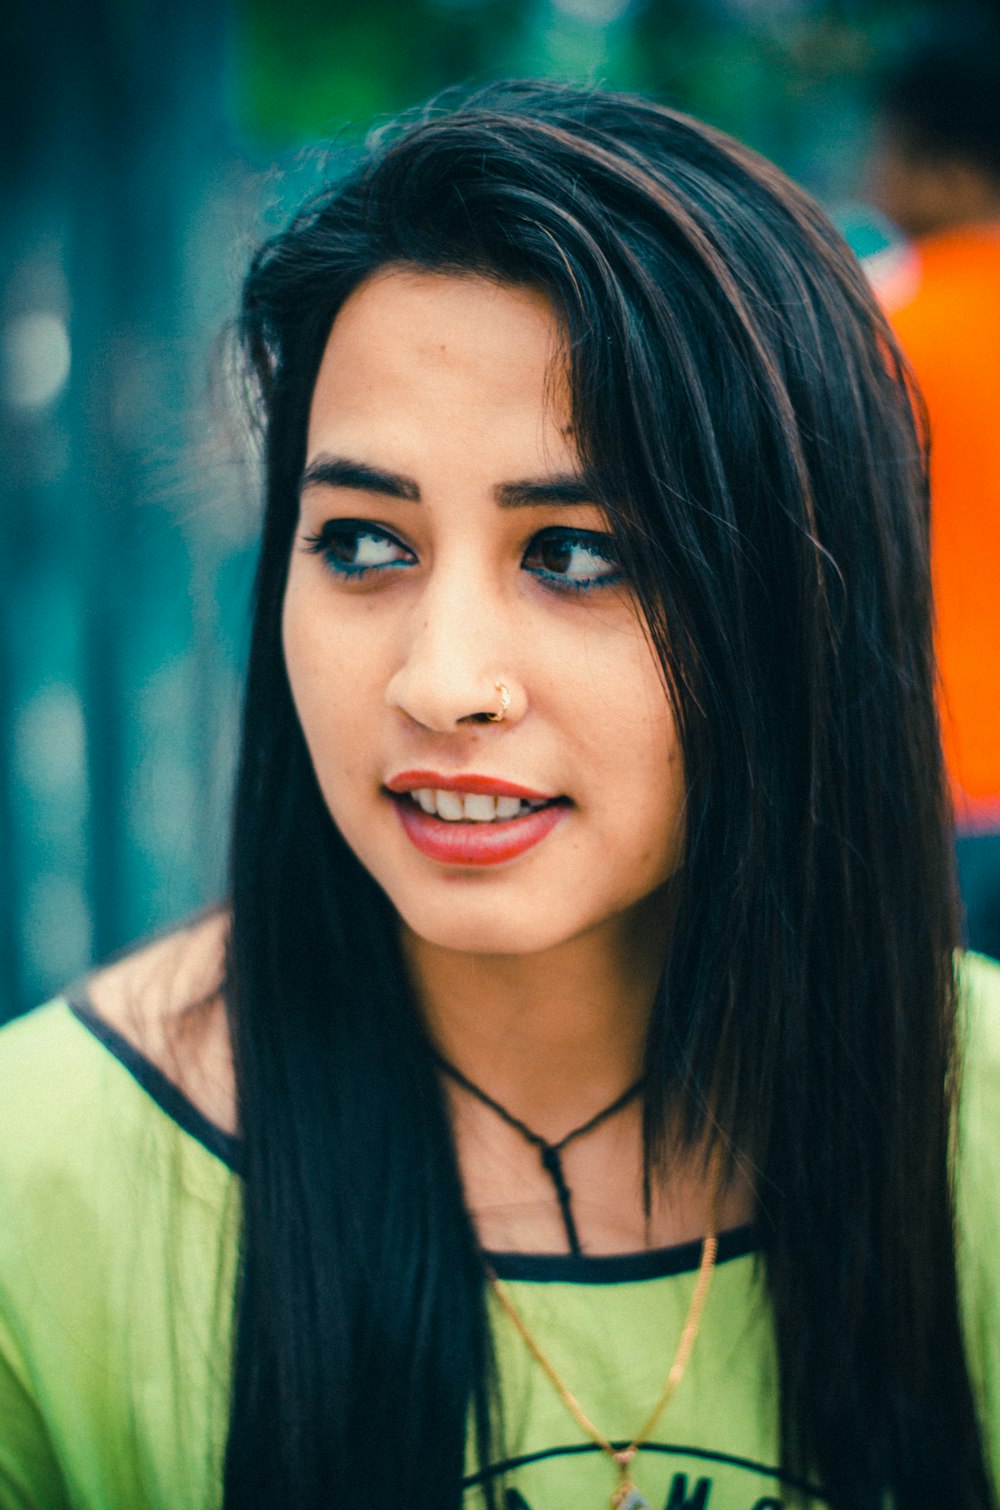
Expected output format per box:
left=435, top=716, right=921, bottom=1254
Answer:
left=305, top=269, right=575, bottom=463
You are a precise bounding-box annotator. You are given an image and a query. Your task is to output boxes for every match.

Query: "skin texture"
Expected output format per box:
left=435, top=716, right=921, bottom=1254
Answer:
left=284, top=269, right=686, bottom=972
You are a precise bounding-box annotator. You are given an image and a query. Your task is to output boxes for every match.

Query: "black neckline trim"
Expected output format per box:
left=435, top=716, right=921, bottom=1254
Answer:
left=67, top=995, right=245, bottom=1175
left=463, top=1439, right=827, bottom=1499
left=64, top=994, right=759, bottom=1284
left=487, top=1224, right=757, bottom=1283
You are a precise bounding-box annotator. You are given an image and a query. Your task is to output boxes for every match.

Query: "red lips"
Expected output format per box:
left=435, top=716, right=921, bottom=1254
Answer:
left=385, top=771, right=568, bottom=866
left=385, top=770, right=552, bottom=800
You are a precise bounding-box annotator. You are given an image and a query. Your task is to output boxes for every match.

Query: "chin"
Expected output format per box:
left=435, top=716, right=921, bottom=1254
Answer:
left=395, top=897, right=573, bottom=958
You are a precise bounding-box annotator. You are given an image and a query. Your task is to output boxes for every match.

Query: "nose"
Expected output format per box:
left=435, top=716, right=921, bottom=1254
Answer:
left=384, top=569, right=524, bottom=733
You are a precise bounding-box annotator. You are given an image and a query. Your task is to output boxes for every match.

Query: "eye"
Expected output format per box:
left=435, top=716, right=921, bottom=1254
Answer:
left=303, top=519, right=416, bottom=579
left=522, top=527, right=623, bottom=592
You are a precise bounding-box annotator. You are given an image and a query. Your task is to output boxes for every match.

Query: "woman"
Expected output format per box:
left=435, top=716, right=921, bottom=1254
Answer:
left=0, top=81, right=998, bottom=1510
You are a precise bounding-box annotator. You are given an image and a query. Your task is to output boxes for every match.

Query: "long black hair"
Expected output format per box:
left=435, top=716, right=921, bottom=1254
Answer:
left=223, top=81, right=992, bottom=1508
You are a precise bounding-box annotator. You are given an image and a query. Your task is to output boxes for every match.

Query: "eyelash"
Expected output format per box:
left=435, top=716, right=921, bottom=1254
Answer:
left=302, top=520, right=624, bottom=594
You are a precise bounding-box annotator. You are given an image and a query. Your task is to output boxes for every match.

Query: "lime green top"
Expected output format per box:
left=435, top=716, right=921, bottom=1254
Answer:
left=1, top=954, right=999, bottom=1510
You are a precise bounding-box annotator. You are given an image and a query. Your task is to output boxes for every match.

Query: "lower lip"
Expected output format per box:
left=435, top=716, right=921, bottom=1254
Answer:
left=392, top=796, right=567, bottom=866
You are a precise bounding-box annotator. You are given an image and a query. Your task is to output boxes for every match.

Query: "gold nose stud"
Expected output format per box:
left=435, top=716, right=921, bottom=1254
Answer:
left=485, top=682, right=511, bottom=723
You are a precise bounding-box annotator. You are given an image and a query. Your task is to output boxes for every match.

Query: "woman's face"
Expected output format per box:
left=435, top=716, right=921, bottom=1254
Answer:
left=283, top=269, right=685, bottom=957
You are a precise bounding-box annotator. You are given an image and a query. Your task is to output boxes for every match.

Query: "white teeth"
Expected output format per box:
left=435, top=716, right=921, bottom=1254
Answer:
left=435, top=789, right=466, bottom=821
left=463, top=793, right=498, bottom=822
left=407, top=788, right=550, bottom=822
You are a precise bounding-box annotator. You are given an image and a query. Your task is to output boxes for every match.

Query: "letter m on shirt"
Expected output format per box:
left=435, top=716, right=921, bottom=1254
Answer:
left=664, top=1475, right=711, bottom=1509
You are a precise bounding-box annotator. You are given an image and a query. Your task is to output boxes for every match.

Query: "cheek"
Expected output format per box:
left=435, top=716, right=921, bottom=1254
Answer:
left=629, top=717, right=686, bottom=872
left=594, top=643, right=686, bottom=876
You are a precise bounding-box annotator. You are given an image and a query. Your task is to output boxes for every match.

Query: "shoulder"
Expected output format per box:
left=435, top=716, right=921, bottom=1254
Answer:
left=0, top=996, right=125, bottom=1169
left=0, top=923, right=239, bottom=1510
left=86, top=910, right=236, bottom=1136
left=0, top=910, right=239, bottom=1305
left=0, top=911, right=235, bottom=1199
left=0, top=999, right=104, bottom=1190
left=85, top=908, right=228, bottom=1044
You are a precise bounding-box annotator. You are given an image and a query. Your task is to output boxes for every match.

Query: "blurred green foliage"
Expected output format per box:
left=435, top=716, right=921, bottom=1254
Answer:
left=236, top=0, right=941, bottom=196
left=238, top=0, right=524, bottom=143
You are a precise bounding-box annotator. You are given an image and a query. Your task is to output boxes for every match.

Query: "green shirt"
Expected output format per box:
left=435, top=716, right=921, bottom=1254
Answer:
left=1, top=954, right=999, bottom=1510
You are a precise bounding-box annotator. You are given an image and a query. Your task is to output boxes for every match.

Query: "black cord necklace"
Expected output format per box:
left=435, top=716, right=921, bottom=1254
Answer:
left=432, top=1049, right=643, bottom=1256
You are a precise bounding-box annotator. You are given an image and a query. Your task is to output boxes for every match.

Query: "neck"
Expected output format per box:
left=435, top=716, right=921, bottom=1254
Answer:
left=401, top=889, right=669, bottom=1143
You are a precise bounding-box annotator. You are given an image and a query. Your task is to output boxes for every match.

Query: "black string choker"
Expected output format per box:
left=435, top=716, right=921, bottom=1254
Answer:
left=432, top=1049, right=643, bottom=1257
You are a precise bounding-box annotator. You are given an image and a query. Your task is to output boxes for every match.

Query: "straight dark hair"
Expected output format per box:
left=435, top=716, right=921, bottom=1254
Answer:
left=223, top=81, right=993, bottom=1509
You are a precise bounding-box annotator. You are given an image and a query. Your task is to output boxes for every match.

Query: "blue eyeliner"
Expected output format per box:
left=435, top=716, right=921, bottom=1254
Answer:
left=303, top=520, right=623, bottom=592
left=522, top=527, right=624, bottom=593
left=303, top=520, right=415, bottom=579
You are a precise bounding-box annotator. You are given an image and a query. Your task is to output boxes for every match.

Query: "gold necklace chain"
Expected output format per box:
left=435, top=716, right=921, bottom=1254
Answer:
left=486, top=1175, right=720, bottom=1510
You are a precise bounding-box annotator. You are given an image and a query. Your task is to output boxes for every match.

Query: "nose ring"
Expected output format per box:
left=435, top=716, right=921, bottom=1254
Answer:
left=485, top=682, right=511, bottom=723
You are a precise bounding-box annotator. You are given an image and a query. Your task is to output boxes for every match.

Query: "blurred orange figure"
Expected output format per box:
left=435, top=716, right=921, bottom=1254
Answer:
left=887, top=228, right=1000, bottom=826
left=871, top=11, right=1000, bottom=956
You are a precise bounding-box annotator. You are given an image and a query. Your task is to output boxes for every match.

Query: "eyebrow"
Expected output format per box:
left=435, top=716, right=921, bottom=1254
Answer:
left=300, top=456, right=419, bottom=501
left=299, top=454, right=595, bottom=509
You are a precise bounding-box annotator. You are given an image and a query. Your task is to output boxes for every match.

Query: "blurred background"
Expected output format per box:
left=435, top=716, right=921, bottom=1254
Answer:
left=0, top=0, right=993, bottom=1021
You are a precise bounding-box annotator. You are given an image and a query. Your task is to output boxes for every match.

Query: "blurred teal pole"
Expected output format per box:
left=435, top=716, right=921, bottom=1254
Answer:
left=1, top=0, right=249, bottom=1021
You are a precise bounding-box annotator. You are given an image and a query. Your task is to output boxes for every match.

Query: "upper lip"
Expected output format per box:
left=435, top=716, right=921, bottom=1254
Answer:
left=385, top=770, right=556, bottom=801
